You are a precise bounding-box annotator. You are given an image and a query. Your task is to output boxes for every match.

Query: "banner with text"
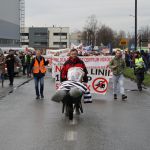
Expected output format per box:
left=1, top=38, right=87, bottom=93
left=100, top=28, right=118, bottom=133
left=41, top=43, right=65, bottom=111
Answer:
left=53, top=56, right=113, bottom=94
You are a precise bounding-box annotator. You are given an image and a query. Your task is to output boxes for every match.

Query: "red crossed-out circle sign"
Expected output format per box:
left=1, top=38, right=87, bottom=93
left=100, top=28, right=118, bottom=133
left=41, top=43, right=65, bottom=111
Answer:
left=92, top=77, right=108, bottom=93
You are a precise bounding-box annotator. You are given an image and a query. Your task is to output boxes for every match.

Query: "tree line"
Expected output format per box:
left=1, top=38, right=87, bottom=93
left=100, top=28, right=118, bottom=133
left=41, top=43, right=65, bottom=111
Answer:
left=81, top=15, right=150, bottom=49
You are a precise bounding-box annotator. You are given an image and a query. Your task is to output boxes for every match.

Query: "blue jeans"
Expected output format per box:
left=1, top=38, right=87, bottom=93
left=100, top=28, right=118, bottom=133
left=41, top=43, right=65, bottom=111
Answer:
left=0, top=73, right=4, bottom=80
left=34, top=76, right=44, bottom=97
left=113, top=74, right=125, bottom=95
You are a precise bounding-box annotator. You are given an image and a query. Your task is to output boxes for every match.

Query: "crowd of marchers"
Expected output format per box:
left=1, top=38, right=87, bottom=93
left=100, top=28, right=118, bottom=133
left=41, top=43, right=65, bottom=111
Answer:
left=0, top=49, right=35, bottom=86
left=0, top=48, right=150, bottom=100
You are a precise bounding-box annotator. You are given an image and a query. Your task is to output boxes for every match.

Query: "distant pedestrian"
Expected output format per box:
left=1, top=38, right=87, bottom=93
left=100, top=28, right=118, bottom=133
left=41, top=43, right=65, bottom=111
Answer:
left=133, top=51, right=145, bottom=91
left=109, top=49, right=127, bottom=101
left=0, top=50, right=5, bottom=86
left=20, top=52, right=26, bottom=75
left=148, top=50, right=150, bottom=69
left=29, top=50, right=49, bottom=99
left=125, top=50, right=130, bottom=67
left=5, top=50, right=21, bottom=86
left=25, top=52, right=32, bottom=77
left=140, top=50, right=148, bottom=72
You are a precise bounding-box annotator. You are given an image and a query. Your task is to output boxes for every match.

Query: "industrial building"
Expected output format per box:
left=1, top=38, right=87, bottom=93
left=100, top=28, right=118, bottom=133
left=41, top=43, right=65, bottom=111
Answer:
left=48, top=27, right=70, bottom=49
left=21, top=27, right=70, bottom=49
left=29, top=27, right=49, bottom=49
left=0, top=0, right=25, bottom=47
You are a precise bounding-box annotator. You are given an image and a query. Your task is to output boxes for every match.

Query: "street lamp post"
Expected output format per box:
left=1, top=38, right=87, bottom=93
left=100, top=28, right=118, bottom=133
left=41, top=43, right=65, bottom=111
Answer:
left=135, top=0, right=137, bottom=51
left=138, top=29, right=142, bottom=50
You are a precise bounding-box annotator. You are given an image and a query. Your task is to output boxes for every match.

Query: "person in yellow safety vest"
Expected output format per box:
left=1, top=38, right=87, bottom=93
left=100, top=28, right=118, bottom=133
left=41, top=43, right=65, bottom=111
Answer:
left=134, top=51, right=145, bottom=91
left=29, top=50, right=49, bottom=99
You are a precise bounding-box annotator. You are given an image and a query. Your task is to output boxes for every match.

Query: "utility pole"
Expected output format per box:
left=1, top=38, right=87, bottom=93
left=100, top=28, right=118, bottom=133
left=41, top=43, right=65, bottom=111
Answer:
left=135, top=0, right=137, bottom=51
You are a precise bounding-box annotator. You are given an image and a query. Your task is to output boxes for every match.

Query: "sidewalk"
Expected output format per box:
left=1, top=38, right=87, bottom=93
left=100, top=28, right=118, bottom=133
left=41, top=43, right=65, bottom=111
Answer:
left=0, top=76, right=32, bottom=99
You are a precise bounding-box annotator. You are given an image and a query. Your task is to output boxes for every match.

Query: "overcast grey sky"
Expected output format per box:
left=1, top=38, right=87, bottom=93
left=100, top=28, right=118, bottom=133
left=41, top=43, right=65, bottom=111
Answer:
left=25, top=0, right=150, bottom=33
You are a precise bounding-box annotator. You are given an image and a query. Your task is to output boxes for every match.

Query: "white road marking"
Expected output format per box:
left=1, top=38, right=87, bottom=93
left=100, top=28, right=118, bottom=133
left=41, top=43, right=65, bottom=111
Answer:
left=64, top=131, right=77, bottom=141
left=64, top=118, right=78, bottom=141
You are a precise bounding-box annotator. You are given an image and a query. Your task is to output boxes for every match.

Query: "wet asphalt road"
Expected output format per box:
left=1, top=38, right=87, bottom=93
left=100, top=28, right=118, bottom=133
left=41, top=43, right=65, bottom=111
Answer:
left=0, top=76, right=31, bottom=99
left=0, top=77, right=150, bottom=150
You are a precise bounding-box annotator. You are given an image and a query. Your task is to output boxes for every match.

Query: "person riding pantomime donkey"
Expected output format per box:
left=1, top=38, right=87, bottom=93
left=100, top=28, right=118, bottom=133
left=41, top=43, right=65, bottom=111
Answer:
left=51, top=49, right=92, bottom=117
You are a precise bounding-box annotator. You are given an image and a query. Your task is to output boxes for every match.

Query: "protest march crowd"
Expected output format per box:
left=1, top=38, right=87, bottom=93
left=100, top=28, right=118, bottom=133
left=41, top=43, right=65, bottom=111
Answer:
left=0, top=47, right=150, bottom=97
left=0, top=46, right=150, bottom=119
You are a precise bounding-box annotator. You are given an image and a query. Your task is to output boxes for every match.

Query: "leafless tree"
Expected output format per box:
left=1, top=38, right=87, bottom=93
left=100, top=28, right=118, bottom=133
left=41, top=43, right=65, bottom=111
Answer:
left=82, top=15, right=98, bottom=47
left=81, top=15, right=150, bottom=49
left=96, top=25, right=115, bottom=46
left=138, top=26, right=150, bottom=47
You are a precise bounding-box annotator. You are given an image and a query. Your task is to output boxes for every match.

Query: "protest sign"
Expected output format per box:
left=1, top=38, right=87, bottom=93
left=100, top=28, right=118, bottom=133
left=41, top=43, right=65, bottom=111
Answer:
left=53, top=56, right=113, bottom=94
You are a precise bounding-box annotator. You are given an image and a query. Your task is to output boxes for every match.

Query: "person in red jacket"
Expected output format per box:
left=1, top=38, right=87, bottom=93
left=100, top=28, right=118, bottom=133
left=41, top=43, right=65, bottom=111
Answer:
left=59, top=49, right=88, bottom=115
left=60, top=49, right=88, bottom=83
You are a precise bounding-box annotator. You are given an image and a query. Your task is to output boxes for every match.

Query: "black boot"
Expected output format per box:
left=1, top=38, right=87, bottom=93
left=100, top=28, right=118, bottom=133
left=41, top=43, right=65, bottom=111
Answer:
left=41, top=95, right=44, bottom=99
left=36, top=95, right=40, bottom=100
left=75, top=105, right=80, bottom=115
left=114, top=94, right=117, bottom=100
left=122, top=95, right=127, bottom=101
left=138, top=86, right=142, bottom=91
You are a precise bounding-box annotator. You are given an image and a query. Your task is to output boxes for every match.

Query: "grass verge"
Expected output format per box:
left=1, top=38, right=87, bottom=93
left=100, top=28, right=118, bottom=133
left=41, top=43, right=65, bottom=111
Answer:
left=123, top=67, right=150, bottom=87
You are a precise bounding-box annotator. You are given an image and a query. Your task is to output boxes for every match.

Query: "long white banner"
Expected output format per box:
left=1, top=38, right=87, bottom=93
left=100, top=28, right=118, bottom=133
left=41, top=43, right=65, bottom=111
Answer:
left=52, top=56, right=113, bottom=94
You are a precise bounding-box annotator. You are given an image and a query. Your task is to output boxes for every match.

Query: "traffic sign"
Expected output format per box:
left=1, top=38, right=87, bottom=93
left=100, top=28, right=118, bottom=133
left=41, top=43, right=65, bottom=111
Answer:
left=92, top=77, right=108, bottom=93
left=119, top=39, right=128, bottom=46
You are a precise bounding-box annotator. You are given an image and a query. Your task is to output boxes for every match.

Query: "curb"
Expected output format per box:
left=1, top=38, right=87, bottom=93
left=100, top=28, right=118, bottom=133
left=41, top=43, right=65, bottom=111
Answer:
left=0, top=78, right=32, bottom=99
left=9, top=78, right=32, bottom=93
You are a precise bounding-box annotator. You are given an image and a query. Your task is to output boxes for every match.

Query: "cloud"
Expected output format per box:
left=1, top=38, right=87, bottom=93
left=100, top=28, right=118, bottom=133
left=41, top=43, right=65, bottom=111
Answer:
left=25, top=0, right=150, bottom=32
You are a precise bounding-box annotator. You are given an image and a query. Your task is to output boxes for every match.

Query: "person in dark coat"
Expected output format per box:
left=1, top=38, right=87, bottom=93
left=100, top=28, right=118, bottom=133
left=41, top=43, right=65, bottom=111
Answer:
left=5, top=50, right=17, bottom=86
left=20, top=52, right=26, bottom=75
